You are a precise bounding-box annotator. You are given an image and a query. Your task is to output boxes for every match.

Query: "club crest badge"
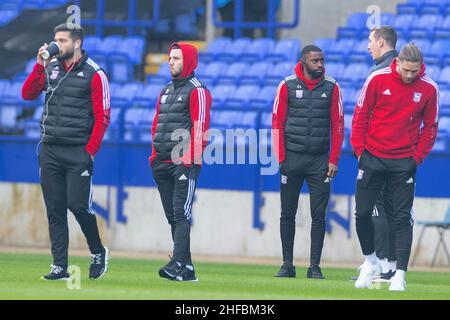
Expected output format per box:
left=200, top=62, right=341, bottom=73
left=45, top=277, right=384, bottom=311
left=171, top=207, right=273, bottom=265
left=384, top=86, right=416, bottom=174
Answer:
left=413, top=92, right=422, bottom=103
left=296, top=90, right=303, bottom=99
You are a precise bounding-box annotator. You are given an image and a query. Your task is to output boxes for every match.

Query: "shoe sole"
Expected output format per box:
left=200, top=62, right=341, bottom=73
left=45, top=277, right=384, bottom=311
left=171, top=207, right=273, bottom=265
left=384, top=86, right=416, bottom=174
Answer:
left=373, top=278, right=391, bottom=283
left=174, top=276, right=199, bottom=282
left=89, top=246, right=109, bottom=280
left=159, top=269, right=177, bottom=280
left=40, top=276, right=69, bottom=281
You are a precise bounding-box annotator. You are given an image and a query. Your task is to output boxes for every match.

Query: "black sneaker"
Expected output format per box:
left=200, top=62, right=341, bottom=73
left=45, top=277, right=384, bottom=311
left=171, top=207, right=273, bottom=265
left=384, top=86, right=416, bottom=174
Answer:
left=41, top=264, right=69, bottom=281
left=159, top=260, right=181, bottom=280
left=307, top=265, right=324, bottom=279
left=89, top=246, right=109, bottom=280
left=174, top=264, right=198, bottom=282
left=275, top=263, right=296, bottom=278
left=374, top=270, right=396, bottom=282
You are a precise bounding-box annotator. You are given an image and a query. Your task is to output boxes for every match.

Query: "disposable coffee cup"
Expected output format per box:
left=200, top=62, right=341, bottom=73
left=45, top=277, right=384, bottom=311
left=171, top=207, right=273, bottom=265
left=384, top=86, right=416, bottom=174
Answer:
left=40, top=42, right=60, bottom=60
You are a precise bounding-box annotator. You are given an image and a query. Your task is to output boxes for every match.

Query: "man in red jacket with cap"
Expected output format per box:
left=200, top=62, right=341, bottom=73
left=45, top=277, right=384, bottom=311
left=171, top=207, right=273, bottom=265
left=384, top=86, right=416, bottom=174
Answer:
left=351, top=43, right=439, bottom=291
left=272, top=45, right=344, bottom=279
left=149, top=43, right=211, bottom=282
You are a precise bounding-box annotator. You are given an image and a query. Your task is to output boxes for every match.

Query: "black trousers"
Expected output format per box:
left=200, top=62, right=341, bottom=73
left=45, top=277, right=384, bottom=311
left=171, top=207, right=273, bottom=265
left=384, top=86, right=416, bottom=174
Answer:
left=373, top=184, right=397, bottom=261
left=279, top=151, right=331, bottom=266
left=355, top=150, right=416, bottom=271
left=39, top=143, right=103, bottom=268
left=151, top=159, right=201, bottom=265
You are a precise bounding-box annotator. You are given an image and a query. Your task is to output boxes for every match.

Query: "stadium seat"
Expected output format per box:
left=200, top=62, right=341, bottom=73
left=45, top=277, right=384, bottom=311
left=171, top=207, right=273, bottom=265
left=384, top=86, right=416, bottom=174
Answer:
left=265, top=62, right=294, bottom=86
left=0, top=105, right=19, bottom=129
left=249, top=85, right=276, bottom=109
left=99, top=35, right=123, bottom=54
left=409, top=14, right=444, bottom=39
left=82, top=35, right=102, bottom=52
left=239, top=38, right=275, bottom=63
left=325, top=62, right=345, bottom=80
left=327, top=39, right=357, bottom=62
left=349, top=39, right=371, bottom=63
left=134, top=84, right=163, bottom=108
left=239, top=62, right=271, bottom=86
left=217, top=38, right=252, bottom=63
left=266, top=39, right=301, bottom=63
left=438, top=66, right=450, bottom=85
left=224, top=85, right=260, bottom=108
left=210, top=85, right=237, bottom=108
left=118, top=36, right=146, bottom=65
left=393, top=14, right=418, bottom=38
left=336, top=13, right=369, bottom=39
left=200, top=62, right=228, bottom=86
left=314, top=38, right=335, bottom=53
left=199, top=37, right=232, bottom=63
left=88, top=51, right=109, bottom=74
left=434, top=16, right=450, bottom=39
left=216, top=62, right=247, bottom=86
left=340, top=63, right=370, bottom=84
left=108, top=53, right=133, bottom=83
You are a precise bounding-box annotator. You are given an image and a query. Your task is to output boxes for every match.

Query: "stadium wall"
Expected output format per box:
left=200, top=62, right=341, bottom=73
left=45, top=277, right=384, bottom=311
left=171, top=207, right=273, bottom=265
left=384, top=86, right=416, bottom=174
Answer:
left=1, top=182, right=449, bottom=267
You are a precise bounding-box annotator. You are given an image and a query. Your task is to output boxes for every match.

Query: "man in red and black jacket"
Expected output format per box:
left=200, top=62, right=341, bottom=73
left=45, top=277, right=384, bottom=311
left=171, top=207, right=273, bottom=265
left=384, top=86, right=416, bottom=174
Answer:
left=351, top=44, right=439, bottom=291
left=22, top=24, right=110, bottom=281
left=150, top=43, right=211, bottom=282
left=272, top=45, right=344, bottom=279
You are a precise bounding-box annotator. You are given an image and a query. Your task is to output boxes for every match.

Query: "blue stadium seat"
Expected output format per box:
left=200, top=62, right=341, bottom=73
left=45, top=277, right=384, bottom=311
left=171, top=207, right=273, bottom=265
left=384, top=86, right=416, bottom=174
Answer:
left=314, top=38, right=335, bottom=53
left=339, top=63, right=369, bottom=84
left=108, top=53, right=133, bottom=83
left=200, top=62, right=228, bottom=86
left=134, top=84, right=163, bottom=107
left=337, top=13, right=369, bottom=39
left=409, top=14, right=444, bottom=39
left=327, top=39, right=357, bottom=62
left=99, top=35, right=123, bottom=54
left=393, top=14, right=418, bottom=38
left=438, top=66, right=450, bottom=85
left=341, top=87, right=360, bottom=114
left=118, top=36, right=146, bottom=65
left=420, top=2, right=443, bottom=15
left=397, top=2, right=420, bottom=15
left=224, top=85, right=260, bottom=108
left=217, top=38, right=252, bottom=63
left=433, top=130, right=449, bottom=152
left=426, top=65, right=442, bottom=80
left=325, top=62, right=345, bottom=80
left=424, top=40, right=450, bottom=65
left=210, top=85, right=237, bottom=108
left=264, top=62, right=294, bottom=86
left=409, top=39, right=432, bottom=53
left=260, top=112, right=272, bottom=129
left=349, top=39, right=371, bottom=63
left=434, top=16, right=450, bottom=39
left=1, top=81, right=22, bottom=104
left=0, top=105, right=19, bottom=129
left=0, top=79, right=10, bottom=98
left=216, top=62, right=247, bottom=86
left=266, top=39, right=301, bottom=63
left=24, top=106, right=43, bottom=138
left=440, top=90, right=450, bottom=116
left=0, top=9, right=19, bottom=26
left=249, top=85, right=276, bottom=109
left=239, top=38, right=275, bottom=63
left=199, top=37, right=232, bottom=63
left=239, top=62, right=271, bottom=86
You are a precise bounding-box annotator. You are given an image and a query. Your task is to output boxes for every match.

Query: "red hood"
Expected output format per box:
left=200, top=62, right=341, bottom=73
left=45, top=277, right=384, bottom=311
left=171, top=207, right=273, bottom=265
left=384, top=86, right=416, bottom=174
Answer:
left=168, top=42, right=198, bottom=79
left=294, top=61, right=324, bottom=90
left=391, top=59, right=425, bottom=84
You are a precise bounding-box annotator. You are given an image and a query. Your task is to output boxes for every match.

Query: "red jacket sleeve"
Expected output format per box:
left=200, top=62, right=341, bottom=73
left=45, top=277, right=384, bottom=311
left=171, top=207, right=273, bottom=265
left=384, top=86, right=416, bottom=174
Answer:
left=329, top=83, right=344, bottom=165
left=181, top=87, right=212, bottom=165
left=414, top=87, right=439, bottom=164
left=351, top=76, right=378, bottom=158
left=272, top=81, right=288, bottom=163
left=149, top=95, right=161, bottom=166
left=22, top=63, right=45, bottom=100
left=85, top=70, right=110, bottom=156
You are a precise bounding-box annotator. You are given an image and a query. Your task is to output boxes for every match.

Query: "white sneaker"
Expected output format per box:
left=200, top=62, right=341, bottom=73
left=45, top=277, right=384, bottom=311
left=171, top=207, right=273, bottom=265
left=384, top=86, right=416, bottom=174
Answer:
left=355, top=261, right=381, bottom=289
left=389, top=276, right=406, bottom=291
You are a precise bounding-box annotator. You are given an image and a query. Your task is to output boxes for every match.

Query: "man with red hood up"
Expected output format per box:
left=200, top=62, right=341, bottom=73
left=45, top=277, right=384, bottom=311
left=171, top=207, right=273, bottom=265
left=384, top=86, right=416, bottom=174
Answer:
left=351, top=43, right=439, bottom=291
left=272, top=45, right=344, bottom=280
left=149, top=43, right=211, bottom=282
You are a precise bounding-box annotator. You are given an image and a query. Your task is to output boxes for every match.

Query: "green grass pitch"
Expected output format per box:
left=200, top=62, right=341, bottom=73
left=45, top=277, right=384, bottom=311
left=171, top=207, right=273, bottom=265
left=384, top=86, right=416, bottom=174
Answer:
left=0, top=252, right=449, bottom=300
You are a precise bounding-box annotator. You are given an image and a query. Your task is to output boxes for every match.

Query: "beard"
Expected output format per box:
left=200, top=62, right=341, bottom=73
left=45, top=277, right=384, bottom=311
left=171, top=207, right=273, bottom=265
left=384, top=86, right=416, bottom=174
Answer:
left=308, top=68, right=324, bottom=79
left=57, top=48, right=75, bottom=62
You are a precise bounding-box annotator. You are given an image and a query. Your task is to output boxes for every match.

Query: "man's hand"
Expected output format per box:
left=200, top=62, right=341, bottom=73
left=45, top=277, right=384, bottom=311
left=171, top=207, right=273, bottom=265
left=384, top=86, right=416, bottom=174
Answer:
left=327, top=163, right=338, bottom=178
left=37, top=43, right=49, bottom=66
left=90, top=155, right=94, bottom=162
